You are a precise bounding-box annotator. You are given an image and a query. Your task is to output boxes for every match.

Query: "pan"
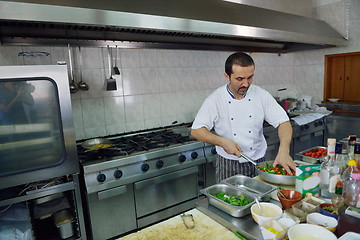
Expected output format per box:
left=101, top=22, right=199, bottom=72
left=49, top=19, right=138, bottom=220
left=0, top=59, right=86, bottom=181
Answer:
left=81, top=138, right=119, bottom=151
left=255, top=161, right=295, bottom=185
left=241, top=153, right=295, bottom=185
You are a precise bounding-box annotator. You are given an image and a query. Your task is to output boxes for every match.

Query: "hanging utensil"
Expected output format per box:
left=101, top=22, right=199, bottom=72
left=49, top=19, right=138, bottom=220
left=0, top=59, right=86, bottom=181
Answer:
left=68, top=44, right=78, bottom=93
left=78, top=46, right=89, bottom=91
left=106, top=46, right=117, bottom=91
left=113, top=45, right=120, bottom=75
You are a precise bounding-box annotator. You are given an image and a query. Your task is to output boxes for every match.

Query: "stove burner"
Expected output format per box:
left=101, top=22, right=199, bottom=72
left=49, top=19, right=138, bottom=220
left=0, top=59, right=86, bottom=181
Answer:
left=77, top=129, right=193, bottom=162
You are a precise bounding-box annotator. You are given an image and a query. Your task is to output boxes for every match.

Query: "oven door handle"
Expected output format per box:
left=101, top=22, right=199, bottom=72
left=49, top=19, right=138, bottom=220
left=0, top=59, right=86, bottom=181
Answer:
left=97, top=185, right=127, bottom=200
left=135, top=166, right=199, bottom=190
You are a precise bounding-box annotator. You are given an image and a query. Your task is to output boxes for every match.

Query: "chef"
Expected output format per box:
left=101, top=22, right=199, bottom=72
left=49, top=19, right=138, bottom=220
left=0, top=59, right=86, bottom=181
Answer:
left=191, top=52, right=296, bottom=181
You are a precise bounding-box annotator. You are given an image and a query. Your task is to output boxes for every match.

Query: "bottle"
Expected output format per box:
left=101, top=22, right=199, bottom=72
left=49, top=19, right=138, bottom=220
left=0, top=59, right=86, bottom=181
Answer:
left=348, top=135, right=356, bottom=160
left=341, top=160, right=359, bottom=183
left=335, top=142, right=349, bottom=171
left=343, top=173, right=360, bottom=207
left=331, top=180, right=343, bottom=207
left=320, top=138, right=340, bottom=198
left=354, top=143, right=360, bottom=168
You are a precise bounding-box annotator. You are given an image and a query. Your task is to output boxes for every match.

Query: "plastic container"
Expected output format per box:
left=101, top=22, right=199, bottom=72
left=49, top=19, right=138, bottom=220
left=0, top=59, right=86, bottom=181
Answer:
left=341, top=160, right=359, bottom=183
left=319, top=203, right=339, bottom=220
left=343, top=173, right=360, bottom=207
left=306, top=212, right=338, bottom=232
left=53, top=210, right=74, bottom=239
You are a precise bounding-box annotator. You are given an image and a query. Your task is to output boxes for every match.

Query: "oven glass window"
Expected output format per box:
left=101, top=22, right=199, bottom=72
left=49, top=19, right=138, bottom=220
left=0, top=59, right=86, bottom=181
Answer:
left=0, top=77, right=65, bottom=176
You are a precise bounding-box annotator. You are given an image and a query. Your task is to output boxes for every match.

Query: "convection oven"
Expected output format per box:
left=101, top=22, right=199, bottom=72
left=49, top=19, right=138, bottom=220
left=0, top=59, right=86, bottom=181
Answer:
left=0, top=65, right=85, bottom=240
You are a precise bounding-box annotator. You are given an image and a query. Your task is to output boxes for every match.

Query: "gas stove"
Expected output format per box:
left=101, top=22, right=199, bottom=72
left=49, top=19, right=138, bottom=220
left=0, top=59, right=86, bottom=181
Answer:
left=77, top=129, right=194, bottom=162
left=78, top=125, right=208, bottom=239
left=77, top=126, right=206, bottom=194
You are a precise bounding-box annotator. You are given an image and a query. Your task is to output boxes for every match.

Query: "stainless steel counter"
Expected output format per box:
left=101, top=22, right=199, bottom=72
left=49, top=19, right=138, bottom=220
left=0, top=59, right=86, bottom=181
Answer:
left=325, top=114, right=360, bottom=140
left=196, top=198, right=281, bottom=240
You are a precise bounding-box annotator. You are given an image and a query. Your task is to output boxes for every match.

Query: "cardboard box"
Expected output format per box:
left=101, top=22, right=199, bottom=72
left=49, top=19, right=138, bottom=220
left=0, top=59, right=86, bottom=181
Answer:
left=295, top=165, right=321, bottom=197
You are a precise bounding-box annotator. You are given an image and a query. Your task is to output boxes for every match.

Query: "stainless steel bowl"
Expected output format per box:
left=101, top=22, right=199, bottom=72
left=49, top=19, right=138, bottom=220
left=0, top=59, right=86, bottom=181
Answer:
left=255, top=161, right=295, bottom=185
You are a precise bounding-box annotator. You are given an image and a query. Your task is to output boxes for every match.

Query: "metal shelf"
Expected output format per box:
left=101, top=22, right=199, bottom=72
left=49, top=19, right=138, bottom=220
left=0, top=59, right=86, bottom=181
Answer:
left=0, top=182, right=75, bottom=207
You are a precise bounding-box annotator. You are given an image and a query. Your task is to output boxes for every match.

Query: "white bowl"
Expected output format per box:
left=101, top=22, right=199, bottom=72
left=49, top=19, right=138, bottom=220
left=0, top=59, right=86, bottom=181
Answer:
left=327, top=98, right=340, bottom=102
left=250, top=202, right=283, bottom=225
left=307, top=212, right=338, bottom=232
left=288, top=223, right=337, bottom=240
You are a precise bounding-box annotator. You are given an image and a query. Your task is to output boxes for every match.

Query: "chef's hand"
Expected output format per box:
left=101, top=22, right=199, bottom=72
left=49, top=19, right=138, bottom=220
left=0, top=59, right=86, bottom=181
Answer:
left=273, top=151, right=297, bottom=175
left=220, top=139, right=243, bottom=158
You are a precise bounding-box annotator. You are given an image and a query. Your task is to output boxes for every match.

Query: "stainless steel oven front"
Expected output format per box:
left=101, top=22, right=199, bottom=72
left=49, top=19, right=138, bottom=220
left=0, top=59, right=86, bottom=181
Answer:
left=81, top=140, right=206, bottom=240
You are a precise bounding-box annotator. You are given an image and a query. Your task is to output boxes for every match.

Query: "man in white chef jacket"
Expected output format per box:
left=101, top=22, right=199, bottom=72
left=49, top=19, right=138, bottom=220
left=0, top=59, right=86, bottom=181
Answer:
left=191, top=52, right=296, bottom=181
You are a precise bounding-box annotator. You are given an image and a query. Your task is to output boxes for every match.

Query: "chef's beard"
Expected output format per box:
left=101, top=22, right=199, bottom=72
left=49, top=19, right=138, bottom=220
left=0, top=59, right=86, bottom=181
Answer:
left=237, top=86, right=248, bottom=95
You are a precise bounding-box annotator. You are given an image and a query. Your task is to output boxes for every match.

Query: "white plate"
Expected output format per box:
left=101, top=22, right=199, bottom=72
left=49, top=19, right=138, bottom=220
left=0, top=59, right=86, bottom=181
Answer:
left=327, top=98, right=340, bottom=102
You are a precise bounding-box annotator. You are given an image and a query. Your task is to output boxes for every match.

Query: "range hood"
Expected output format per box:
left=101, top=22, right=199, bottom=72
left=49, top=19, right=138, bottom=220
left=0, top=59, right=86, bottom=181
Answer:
left=0, top=0, right=346, bottom=53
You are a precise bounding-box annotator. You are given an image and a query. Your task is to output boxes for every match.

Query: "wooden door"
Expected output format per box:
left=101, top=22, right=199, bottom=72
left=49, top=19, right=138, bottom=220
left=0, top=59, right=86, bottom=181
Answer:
left=324, top=52, right=360, bottom=102
left=330, top=56, right=345, bottom=99
left=344, top=55, right=360, bottom=101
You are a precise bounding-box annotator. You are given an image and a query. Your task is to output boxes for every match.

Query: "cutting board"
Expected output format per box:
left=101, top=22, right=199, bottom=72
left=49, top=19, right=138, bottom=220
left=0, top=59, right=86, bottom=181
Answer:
left=118, top=209, right=239, bottom=240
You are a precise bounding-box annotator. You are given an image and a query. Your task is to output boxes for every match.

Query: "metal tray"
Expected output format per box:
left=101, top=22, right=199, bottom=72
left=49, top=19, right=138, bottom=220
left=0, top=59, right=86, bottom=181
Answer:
left=200, top=183, right=255, bottom=218
left=221, top=174, right=277, bottom=201
left=296, top=146, right=327, bottom=164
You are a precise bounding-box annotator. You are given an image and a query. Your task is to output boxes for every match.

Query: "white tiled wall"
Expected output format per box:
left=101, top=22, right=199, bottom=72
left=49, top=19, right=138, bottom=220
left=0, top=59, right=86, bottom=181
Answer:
left=0, top=0, right=358, bottom=141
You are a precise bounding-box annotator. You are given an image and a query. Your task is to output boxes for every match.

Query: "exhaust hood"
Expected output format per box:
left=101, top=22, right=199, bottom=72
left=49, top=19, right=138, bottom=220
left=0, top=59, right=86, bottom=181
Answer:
left=0, top=0, right=346, bottom=53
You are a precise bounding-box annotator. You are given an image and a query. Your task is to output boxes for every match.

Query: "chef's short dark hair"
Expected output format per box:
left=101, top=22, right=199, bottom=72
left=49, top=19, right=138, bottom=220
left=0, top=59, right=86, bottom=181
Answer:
left=225, top=52, right=255, bottom=76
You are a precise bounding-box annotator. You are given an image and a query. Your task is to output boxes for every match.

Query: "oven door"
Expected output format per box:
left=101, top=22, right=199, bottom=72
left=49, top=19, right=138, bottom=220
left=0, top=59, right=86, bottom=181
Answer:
left=0, top=65, right=78, bottom=190
left=86, top=184, right=137, bottom=240
left=134, top=166, right=199, bottom=218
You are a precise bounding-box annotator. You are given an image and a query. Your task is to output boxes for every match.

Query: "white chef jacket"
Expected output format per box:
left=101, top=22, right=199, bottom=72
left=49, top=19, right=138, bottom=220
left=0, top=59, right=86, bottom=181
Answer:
left=192, top=84, right=289, bottom=162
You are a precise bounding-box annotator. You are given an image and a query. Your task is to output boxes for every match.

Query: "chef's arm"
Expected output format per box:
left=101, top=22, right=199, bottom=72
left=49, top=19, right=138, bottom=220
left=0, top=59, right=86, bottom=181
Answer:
left=190, top=127, right=242, bottom=158
left=273, top=121, right=297, bottom=175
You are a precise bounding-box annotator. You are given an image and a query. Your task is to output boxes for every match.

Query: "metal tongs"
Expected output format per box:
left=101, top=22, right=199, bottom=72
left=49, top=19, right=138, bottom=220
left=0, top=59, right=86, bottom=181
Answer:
left=181, top=213, right=195, bottom=229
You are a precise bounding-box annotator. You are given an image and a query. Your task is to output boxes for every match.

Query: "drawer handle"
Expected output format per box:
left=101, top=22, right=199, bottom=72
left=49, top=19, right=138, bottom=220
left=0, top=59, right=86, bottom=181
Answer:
left=97, top=185, right=127, bottom=200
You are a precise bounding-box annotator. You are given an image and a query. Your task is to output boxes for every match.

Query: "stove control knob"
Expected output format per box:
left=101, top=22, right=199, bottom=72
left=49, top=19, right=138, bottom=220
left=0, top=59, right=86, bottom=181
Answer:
left=156, top=160, right=164, bottom=169
left=314, top=122, right=319, bottom=127
left=141, top=163, right=150, bottom=172
left=318, top=120, right=323, bottom=126
left=97, top=173, right=106, bottom=183
left=191, top=151, right=198, bottom=159
left=178, top=154, right=186, bottom=162
left=211, top=147, right=217, bottom=155
left=114, top=169, right=123, bottom=179
left=305, top=124, right=309, bottom=129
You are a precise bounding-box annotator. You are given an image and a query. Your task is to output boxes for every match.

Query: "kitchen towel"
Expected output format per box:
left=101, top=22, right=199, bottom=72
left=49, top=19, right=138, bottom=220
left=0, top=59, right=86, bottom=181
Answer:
left=292, top=111, right=331, bottom=126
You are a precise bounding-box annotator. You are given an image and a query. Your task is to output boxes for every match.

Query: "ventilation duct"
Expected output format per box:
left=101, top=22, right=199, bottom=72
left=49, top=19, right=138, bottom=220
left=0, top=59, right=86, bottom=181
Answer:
left=0, top=0, right=346, bottom=53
